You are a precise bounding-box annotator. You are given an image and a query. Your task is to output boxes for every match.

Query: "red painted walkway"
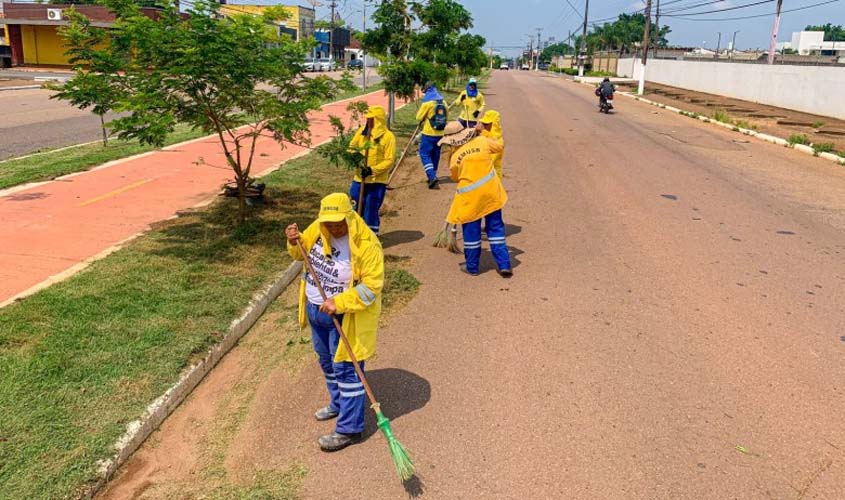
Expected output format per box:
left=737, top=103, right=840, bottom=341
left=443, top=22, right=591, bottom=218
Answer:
left=1, top=91, right=394, bottom=306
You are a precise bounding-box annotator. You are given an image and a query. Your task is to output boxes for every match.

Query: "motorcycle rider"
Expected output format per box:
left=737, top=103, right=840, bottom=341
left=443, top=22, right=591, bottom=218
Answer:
left=597, top=77, right=615, bottom=110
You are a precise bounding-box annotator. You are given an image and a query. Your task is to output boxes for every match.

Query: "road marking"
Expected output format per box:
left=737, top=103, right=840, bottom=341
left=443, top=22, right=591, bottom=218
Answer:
left=79, top=178, right=153, bottom=206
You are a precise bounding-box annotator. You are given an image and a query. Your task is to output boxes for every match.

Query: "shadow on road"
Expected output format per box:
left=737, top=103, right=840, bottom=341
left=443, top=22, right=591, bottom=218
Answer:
left=380, top=229, right=424, bottom=249
left=363, top=368, right=431, bottom=441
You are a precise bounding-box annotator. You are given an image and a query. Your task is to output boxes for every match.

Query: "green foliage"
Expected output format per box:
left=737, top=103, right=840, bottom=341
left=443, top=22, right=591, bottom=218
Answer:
left=733, top=119, right=758, bottom=131
left=712, top=108, right=731, bottom=124
left=318, top=100, right=370, bottom=171
left=812, top=120, right=825, bottom=128
left=57, top=0, right=353, bottom=222
left=804, top=23, right=845, bottom=41
left=812, top=142, right=836, bottom=154
left=788, top=134, right=810, bottom=146
left=360, top=0, right=486, bottom=97
left=540, top=42, right=575, bottom=62
left=574, top=13, right=671, bottom=55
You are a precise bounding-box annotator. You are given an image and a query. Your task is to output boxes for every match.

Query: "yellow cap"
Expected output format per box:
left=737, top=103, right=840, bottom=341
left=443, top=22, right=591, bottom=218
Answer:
left=479, top=110, right=498, bottom=125
left=317, top=193, right=353, bottom=223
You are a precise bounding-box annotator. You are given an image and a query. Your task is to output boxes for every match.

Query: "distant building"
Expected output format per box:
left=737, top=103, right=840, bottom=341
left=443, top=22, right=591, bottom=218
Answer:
left=0, top=3, right=172, bottom=66
left=219, top=4, right=315, bottom=41
left=776, top=31, right=845, bottom=59
left=315, top=27, right=349, bottom=62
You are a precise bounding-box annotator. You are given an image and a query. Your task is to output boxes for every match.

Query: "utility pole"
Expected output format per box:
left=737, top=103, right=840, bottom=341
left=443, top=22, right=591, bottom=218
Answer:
left=767, top=0, right=783, bottom=64
left=329, top=0, right=337, bottom=62
left=730, top=30, right=740, bottom=59
left=536, top=28, right=543, bottom=70
left=653, top=0, right=661, bottom=58
left=578, top=0, right=589, bottom=77
left=361, top=1, right=367, bottom=90
left=638, top=0, right=652, bottom=95
left=715, top=31, right=722, bottom=59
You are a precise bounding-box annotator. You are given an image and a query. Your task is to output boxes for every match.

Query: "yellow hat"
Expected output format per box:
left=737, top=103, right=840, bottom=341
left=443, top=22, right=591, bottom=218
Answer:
left=479, top=110, right=498, bottom=125
left=317, top=192, right=353, bottom=223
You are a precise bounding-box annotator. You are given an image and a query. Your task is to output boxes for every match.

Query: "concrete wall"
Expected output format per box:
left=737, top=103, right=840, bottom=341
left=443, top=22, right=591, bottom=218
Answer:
left=618, top=57, right=845, bottom=119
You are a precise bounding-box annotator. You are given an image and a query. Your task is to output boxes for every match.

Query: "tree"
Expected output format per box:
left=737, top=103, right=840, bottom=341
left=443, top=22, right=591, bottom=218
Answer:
left=360, top=0, right=486, bottom=105
left=57, top=0, right=352, bottom=222
left=540, top=42, right=574, bottom=62
left=577, top=14, right=671, bottom=56
left=805, top=24, right=845, bottom=41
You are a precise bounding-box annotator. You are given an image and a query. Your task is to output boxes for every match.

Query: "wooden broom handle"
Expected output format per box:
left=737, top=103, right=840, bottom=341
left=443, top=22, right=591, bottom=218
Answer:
left=358, top=137, right=370, bottom=215
left=295, top=240, right=378, bottom=407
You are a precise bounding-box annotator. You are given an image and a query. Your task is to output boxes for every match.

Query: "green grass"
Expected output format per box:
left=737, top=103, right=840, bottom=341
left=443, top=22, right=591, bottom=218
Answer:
left=712, top=108, right=732, bottom=124
left=0, top=97, right=420, bottom=499
left=788, top=134, right=810, bottom=146
left=812, top=120, right=825, bottom=129
left=0, top=83, right=384, bottom=191
left=812, top=142, right=836, bottom=155
left=733, top=119, right=758, bottom=131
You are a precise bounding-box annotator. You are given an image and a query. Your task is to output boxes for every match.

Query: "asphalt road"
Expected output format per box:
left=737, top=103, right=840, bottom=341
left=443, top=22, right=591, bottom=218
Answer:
left=0, top=71, right=381, bottom=160
left=101, top=70, right=845, bottom=499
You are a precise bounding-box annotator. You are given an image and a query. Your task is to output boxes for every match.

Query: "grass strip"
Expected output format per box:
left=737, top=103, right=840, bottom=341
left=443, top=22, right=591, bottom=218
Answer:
left=0, top=82, right=384, bottom=191
left=0, top=94, right=414, bottom=500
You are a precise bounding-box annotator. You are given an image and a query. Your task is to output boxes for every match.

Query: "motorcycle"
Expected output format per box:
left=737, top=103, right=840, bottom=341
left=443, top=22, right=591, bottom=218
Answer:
left=595, top=87, right=614, bottom=113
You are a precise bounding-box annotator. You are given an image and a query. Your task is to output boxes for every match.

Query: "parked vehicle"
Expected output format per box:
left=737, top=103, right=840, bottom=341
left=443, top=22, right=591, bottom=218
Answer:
left=499, top=63, right=509, bottom=70
left=302, top=58, right=317, bottom=71
left=347, top=59, right=363, bottom=70
left=538, top=62, right=549, bottom=71
left=520, top=63, right=530, bottom=70
left=317, top=58, right=337, bottom=71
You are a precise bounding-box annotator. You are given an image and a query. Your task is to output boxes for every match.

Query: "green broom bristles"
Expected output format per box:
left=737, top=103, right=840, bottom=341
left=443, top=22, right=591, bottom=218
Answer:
left=376, top=411, right=415, bottom=481
left=432, top=222, right=450, bottom=248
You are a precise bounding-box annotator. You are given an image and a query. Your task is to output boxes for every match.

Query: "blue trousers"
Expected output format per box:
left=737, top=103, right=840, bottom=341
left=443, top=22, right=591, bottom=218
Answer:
left=458, top=118, right=478, bottom=129
left=307, top=302, right=366, bottom=435
left=349, top=181, right=386, bottom=235
left=418, top=134, right=442, bottom=182
left=462, top=209, right=511, bottom=274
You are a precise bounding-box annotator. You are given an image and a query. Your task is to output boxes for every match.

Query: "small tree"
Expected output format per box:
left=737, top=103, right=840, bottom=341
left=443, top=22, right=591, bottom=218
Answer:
left=318, top=100, right=371, bottom=172
left=58, top=0, right=353, bottom=222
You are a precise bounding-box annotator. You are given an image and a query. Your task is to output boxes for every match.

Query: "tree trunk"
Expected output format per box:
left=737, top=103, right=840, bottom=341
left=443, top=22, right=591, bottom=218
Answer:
left=236, top=172, right=247, bottom=224
left=99, top=113, right=108, bottom=147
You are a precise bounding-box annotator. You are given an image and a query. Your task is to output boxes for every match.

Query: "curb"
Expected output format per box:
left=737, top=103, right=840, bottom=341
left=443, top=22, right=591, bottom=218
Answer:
left=617, top=91, right=845, bottom=167
left=86, top=260, right=303, bottom=498
left=0, top=85, right=42, bottom=91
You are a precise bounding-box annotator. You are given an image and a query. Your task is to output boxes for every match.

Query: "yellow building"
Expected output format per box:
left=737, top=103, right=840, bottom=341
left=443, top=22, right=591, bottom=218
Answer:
left=219, top=4, right=315, bottom=41
left=0, top=4, right=161, bottom=67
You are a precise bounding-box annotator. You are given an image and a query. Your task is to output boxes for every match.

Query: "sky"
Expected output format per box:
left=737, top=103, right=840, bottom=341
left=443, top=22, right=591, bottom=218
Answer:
left=316, top=0, right=844, bottom=56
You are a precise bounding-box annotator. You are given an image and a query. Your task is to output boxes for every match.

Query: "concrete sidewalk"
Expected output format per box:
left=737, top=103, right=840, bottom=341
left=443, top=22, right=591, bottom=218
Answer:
left=0, top=90, right=393, bottom=306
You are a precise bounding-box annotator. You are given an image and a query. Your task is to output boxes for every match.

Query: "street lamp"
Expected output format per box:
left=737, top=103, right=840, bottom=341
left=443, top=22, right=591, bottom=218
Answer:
left=730, top=30, right=740, bottom=59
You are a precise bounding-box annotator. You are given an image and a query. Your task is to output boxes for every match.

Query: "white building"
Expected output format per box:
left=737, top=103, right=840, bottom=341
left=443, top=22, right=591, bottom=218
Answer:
left=776, top=31, right=845, bottom=59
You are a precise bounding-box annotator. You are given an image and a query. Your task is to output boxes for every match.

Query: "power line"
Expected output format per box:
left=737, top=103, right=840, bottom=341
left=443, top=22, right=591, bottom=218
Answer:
left=664, top=0, right=774, bottom=17
left=663, top=0, right=839, bottom=20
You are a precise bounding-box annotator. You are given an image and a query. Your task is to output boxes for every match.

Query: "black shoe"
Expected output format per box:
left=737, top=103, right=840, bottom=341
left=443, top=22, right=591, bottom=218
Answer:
left=497, top=268, right=513, bottom=278
left=319, top=431, right=362, bottom=452
left=428, top=178, right=439, bottom=189
left=459, top=263, right=479, bottom=276
left=314, top=406, right=339, bottom=421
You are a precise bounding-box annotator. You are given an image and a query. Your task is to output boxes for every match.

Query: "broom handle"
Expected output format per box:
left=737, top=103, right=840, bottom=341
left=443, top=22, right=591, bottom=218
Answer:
left=296, top=240, right=380, bottom=410
left=357, top=144, right=369, bottom=216
left=386, top=121, right=421, bottom=187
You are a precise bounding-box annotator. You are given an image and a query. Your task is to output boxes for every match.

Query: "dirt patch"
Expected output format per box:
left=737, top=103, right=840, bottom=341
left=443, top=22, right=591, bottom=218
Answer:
left=0, top=79, right=39, bottom=88
left=616, top=81, right=845, bottom=154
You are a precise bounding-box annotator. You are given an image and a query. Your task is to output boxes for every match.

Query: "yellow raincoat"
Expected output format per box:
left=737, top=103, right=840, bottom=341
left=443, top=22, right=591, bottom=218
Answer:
left=445, top=135, right=507, bottom=225
left=288, top=194, right=384, bottom=363
left=480, top=110, right=504, bottom=178
left=415, top=100, right=447, bottom=137
left=451, top=90, right=485, bottom=122
left=348, top=105, right=396, bottom=184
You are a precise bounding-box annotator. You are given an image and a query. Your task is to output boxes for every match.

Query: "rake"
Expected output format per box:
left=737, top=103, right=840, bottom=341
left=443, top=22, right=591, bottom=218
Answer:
left=296, top=240, right=414, bottom=481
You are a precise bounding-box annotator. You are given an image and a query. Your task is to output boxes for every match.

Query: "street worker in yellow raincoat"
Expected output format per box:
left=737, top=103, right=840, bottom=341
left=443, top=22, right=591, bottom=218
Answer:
left=479, top=110, right=504, bottom=179
left=451, top=77, right=485, bottom=128
left=285, top=193, right=385, bottom=452
left=348, top=105, right=395, bottom=236
left=439, top=120, right=513, bottom=277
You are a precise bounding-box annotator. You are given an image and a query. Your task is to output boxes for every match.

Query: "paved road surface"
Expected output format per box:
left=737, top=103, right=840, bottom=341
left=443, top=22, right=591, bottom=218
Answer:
left=0, top=71, right=381, bottom=160
left=103, top=70, right=845, bottom=499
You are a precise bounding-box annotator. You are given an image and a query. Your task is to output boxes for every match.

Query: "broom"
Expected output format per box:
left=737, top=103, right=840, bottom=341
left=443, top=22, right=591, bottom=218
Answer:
left=296, top=240, right=414, bottom=481
left=357, top=139, right=370, bottom=216
left=432, top=222, right=461, bottom=254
